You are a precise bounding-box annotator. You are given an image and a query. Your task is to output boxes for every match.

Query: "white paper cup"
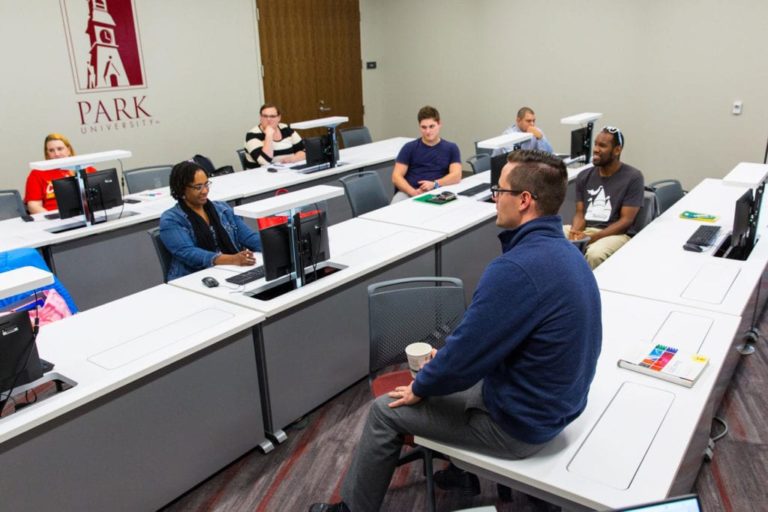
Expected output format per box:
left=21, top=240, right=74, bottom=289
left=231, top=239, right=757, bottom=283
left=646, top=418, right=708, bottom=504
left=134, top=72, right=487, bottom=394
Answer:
left=405, top=342, right=433, bottom=379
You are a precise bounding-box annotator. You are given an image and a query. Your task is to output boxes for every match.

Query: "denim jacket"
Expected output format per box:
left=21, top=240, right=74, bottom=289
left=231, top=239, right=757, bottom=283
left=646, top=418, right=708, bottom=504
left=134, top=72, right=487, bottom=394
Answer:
left=159, top=201, right=262, bottom=280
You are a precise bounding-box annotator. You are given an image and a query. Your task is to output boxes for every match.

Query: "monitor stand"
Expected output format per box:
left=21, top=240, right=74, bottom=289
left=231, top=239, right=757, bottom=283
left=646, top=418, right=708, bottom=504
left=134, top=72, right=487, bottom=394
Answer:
left=246, top=261, right=346, bottom=301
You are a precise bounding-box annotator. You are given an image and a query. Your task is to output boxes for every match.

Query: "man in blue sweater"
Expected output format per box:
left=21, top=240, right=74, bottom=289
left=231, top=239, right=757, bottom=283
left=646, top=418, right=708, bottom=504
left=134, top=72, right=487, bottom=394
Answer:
left=311, top=150, right=602, bottom=512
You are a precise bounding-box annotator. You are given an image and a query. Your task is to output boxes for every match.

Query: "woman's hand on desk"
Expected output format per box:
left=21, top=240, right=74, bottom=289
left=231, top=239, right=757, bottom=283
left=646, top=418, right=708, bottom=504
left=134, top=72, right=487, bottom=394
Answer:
left=214, top=250, right=256, bottom=267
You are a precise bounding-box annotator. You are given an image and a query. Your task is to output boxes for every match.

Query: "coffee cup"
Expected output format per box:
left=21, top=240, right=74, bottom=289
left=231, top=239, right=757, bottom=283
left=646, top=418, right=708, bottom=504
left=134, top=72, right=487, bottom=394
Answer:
left=405, top=342, right=433, bottom=379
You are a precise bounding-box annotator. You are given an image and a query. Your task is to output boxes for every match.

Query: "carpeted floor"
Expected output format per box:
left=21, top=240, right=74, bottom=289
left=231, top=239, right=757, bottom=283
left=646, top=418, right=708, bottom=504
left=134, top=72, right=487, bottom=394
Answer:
left=162, top=310, right=768, bottom=512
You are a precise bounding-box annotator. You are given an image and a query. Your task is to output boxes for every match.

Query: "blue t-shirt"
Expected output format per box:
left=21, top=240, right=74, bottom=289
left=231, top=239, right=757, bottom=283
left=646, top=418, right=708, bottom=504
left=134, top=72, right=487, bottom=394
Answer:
left=396, top=138, right=461, bottom=189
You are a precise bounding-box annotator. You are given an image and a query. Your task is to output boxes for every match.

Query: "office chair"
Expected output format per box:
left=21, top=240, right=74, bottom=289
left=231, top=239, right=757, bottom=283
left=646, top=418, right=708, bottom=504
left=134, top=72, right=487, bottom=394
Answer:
left=466, top=154, right=491, bottom=174
left=123, top=165, right=173, bottom=194
left=648, top=179, right=685, bottom=214
left=368, top=277, right=466, bottom=472
left=339, top=171, right=390, bottom=217
left=629, top=189, right=660, bottom=235
left=571, top=236, right=591, bottom=255
left=236, top=148, right=250, bottom=170
left=147, top=227, right=172, bottom=283
left=0, top=189, right=26, bottom=220
left=339, top=126, right=372, bottom=148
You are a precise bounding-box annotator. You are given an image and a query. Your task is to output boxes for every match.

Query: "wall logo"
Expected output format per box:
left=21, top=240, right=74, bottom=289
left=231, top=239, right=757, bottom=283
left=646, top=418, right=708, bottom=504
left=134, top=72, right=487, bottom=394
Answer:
left=61, top=0, right=145, bottom=92
left=61, top=0, right=157, bottom=133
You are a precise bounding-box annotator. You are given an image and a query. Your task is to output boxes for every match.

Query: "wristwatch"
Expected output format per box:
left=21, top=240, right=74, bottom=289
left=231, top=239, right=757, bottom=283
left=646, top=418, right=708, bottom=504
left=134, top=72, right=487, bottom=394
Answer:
left=433, top=180, right=440, bottom=189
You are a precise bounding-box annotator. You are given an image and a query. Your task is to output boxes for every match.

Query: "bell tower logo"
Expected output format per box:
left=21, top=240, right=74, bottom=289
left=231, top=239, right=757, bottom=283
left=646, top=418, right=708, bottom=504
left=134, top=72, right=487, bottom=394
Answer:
left=61, top=0, right=146, bottom=92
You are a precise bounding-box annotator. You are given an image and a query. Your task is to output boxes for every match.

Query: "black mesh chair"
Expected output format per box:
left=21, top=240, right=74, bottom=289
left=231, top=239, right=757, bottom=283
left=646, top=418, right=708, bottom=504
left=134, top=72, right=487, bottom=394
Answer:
left=466, top=154, right=491, bottom=174
left=339, top=126, right=372, bottom=148
left=339, top=171, right=390, bottom=217
left=648, top=179, right=685, bottom=214
left=368, top=277, right=466, bottom=484
left=0, top=189, right=26, bottom=220
left=147, top=227, right=172, bottom=283
left=236, top=148, right=249, bottom=170
left=123, top=165, right=173, bottom=194
left=629, top=189, right=660, bottom=235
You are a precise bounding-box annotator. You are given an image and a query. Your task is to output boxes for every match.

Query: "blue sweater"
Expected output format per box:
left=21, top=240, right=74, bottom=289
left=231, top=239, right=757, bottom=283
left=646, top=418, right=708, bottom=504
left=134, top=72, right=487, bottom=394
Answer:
left=412, top=216, right=602, bottom=444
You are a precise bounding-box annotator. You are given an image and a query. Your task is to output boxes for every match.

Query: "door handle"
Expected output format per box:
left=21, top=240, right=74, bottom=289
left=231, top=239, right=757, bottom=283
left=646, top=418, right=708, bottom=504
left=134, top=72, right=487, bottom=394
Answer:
left=319, top=100, right=331, bottom=112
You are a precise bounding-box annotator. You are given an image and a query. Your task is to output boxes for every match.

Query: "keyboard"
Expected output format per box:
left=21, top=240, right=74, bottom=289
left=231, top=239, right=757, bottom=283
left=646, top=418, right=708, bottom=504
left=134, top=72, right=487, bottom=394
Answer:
left=292, top=162, right=331, bottom=174
left=686, top=225, right=721, bottom=247
left=225, top=265, right=265, bottom=285
left=458, top=183, right=491, bottom=197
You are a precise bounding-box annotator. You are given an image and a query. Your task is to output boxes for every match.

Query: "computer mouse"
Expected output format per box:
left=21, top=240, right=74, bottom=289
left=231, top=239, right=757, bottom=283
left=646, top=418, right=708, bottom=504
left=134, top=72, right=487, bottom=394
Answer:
left=267, top=167, right=278, bottom=173
left=682, top=242, right=704, bottom=253
left=201, top=276, right=219, bottom=288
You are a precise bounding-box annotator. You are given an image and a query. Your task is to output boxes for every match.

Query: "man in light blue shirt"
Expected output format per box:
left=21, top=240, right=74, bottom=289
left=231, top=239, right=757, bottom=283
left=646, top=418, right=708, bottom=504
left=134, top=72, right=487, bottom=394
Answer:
left=494, top=106, right=554, bottom=155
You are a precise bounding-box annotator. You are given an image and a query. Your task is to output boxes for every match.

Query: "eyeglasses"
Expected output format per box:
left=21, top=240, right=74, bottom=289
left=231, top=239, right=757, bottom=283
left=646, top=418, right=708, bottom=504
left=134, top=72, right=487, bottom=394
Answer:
left=260, top=114, right=280, bottom=119
left=490, top=185, right=538, bottom=200
left=603, top=125, right=624, bottom=146
left=187, top=181, right=212, bottom=192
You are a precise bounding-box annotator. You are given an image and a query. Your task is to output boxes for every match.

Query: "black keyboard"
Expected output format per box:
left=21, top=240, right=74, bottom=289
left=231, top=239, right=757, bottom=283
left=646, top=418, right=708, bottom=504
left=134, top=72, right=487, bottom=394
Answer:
left=225, top=266, right=265, bottom=285
left=686, top=225, right=721, bottom=247
left=458, top=183, right=491, bottom=197
left=292, top=162, right=331, bottom=174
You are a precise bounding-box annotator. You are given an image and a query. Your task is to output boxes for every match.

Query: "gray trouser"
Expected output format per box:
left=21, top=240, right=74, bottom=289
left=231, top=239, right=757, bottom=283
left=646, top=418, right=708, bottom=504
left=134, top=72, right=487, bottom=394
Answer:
left=341, top=382, right=544, bottom=512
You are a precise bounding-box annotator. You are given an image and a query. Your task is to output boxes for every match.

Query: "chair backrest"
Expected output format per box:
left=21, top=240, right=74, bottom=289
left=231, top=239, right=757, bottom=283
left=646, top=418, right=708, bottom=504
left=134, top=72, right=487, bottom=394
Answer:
left=571, top=236, right=591, bottom=254
left=123, top=165, right=173, bottom=194
left=368, top=277, right=466, bottom=374
left=648, top=179, right=685, bottom=214
left=466, top=154, right=491, bottom=174
left=339, top=126, right=372, bottom=148
left=236, top=148, right=249, bottom=170
left=0, top=189, right=26, bottom=220
left=629, top=189, right=660, bottom=235
left=339, top=171, right=390, bottom=217
left=147, top=227, right=172, bottom=283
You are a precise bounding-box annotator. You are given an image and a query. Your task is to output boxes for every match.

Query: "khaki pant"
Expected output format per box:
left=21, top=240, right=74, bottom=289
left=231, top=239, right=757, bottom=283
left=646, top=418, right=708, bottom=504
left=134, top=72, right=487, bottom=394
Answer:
left=563, top=225, right=631, bottom=270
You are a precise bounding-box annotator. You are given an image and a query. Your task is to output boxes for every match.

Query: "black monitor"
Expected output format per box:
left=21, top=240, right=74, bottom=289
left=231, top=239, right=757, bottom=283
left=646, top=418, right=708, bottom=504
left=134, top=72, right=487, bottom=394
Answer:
left=490, top=152, right=508, bottom=188
left=0, top=311, right=43, bottom=400
left=570, top=126, right=591, bottom=162
left=52, top=176, right=84, bottom=219
left=729, top=188, right=755, bottom=260
left=84, top=168, right=123, bottom=213
left=304, top=136, right=334, bottom=166
left=260, top=209, right=330, bottom=283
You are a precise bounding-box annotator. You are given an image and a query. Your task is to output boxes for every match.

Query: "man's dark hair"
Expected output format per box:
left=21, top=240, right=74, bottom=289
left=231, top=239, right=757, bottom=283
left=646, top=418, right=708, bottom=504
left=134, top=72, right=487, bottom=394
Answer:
left=505, top=150, right=567, bottom=215
left=260, top=103, right=282, bottom=115
left=516, top=106, right=534, bottom=119
left=417, top=105, right=440, bottom=123
left=169, top=160, right=208, bottom=201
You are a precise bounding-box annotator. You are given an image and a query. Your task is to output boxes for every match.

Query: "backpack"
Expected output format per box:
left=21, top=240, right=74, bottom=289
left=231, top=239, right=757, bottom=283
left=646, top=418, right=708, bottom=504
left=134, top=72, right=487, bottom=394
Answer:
left=192, top=154, right=235, bottom=177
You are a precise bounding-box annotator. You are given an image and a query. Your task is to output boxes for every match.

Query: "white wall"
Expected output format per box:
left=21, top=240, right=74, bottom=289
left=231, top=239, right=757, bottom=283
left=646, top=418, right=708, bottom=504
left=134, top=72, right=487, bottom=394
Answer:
left=359, top=0, right=768, bottom=189
left=0, top=0, right=264, bottom=193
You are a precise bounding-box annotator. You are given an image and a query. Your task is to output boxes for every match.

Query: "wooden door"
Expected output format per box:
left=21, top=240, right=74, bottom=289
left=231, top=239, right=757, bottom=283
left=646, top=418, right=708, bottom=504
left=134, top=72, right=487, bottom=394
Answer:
left=256, top=0, right=364, bottom=139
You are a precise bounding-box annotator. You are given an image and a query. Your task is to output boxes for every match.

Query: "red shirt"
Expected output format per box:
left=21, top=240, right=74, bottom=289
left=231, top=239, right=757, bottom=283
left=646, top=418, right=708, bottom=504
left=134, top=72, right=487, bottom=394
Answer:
left=24, top=167, right=97, bottom=211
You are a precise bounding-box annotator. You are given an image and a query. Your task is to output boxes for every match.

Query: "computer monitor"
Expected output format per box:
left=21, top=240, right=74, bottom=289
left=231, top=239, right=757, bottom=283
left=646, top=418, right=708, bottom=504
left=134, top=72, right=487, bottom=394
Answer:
left=490, top=152, right=508, bottom=188
left=729, top=188, right=754, bottom=260
left=259, top=209, right=330, bottom=283
left=0, top=311, right=44, bottom=399
left=52, top=175, right=84, bottom=219
left=84, top=168, right=122, bottom=213
left=304, top=136, right=334, bottom=166
left=570, top=126, right=591, bottom=162
left=612, top=494, right=701, bottom=512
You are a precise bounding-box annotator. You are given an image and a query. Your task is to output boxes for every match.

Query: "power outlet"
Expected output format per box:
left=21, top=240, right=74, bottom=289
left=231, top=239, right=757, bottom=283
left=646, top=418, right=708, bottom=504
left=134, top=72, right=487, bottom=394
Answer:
left=732, top=100, right=743, bottom=115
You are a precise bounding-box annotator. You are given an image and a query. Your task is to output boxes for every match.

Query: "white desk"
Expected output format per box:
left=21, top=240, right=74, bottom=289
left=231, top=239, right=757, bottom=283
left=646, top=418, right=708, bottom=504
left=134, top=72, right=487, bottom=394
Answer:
left=417, top=291, right=742, bottom=510
left=0, top=138, right=410, bottom=310
left=169, top=218, right=443, bottom=437
left=0, top=285, right=267, bottom=511
left=595, top=179, right=768, bottom=317
left=0, top=266, right=53, bottom=300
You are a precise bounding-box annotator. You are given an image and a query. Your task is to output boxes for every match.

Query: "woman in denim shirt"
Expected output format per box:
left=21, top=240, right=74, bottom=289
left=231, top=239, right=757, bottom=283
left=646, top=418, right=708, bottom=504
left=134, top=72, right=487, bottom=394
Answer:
left=159, top=161, right=262, bottom=280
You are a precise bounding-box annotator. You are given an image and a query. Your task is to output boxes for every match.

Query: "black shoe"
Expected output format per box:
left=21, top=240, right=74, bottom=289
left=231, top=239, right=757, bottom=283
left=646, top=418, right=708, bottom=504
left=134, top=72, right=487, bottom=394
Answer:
left=308, top=502, right=350, bottom=512
left=433, top=464, right=480, bottom=496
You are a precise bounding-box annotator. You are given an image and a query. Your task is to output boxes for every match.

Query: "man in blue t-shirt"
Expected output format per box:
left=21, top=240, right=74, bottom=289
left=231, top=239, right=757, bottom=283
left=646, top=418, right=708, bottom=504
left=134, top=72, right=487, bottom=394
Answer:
left=391, top=105, right=462, bottom=203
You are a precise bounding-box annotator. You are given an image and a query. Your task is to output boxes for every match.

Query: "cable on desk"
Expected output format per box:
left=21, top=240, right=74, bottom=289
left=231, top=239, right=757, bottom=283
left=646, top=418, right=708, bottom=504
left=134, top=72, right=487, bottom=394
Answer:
left=711, top=416, right=729, bottom=443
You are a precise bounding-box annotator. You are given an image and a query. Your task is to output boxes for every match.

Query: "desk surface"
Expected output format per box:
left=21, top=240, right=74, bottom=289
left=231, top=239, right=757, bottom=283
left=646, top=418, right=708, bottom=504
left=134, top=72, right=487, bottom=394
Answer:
left=167, top=217, right=444, bottom=317
left=0, top=138, right=410, bottom=254
left=595, top=179, right=768, bottom=316
left=416, top=290, right=741, bottom=510
left=0, top=266, right=53, bottom=300
left=0, top=285, right=264, bottom=444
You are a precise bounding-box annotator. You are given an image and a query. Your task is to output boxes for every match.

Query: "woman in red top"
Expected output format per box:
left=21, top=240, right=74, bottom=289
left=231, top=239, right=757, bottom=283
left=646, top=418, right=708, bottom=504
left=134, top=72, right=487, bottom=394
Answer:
left=24, top=133, right=85, bottom=214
